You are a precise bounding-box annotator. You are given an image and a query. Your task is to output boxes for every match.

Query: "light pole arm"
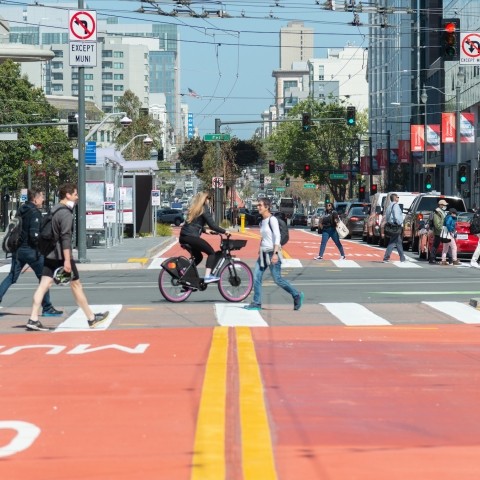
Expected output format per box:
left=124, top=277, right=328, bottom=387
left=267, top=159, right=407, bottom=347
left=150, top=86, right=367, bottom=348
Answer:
left=120, top=134, right=149, bottom=154
left=85, top=111, right=127, bottom=141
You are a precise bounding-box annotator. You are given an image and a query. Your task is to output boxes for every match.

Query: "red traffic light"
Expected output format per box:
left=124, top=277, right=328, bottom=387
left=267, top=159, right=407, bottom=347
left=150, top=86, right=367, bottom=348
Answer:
left=268, top=160, right=275, bottom=174
left=370, top=184, right=378, bottom=195
left=444, top=22, right=456, bottom=33
left=304, top=164, right=311, bottom=177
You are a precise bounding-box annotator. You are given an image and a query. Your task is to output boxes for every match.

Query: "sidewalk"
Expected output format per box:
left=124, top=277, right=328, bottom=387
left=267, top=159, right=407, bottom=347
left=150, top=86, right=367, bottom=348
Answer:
left=73, top=235, right=177, bottom=270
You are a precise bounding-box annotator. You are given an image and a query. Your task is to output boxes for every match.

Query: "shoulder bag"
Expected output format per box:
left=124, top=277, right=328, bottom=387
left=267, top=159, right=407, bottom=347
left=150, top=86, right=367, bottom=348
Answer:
left=439, top=225, right=451, bottom=243
left=384, top=222, right=402, bottom=236
left=336, top=219, right=349, bottom=239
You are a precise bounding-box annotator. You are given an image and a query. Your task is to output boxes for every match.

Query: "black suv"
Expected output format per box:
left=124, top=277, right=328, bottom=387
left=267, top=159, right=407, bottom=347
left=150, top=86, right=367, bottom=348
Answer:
left=402, top=194, right=466, bottom=253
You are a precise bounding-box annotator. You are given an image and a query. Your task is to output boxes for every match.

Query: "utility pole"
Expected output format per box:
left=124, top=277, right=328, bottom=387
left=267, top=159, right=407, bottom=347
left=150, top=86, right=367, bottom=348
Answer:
left=214, top=118, right=222, bottom=224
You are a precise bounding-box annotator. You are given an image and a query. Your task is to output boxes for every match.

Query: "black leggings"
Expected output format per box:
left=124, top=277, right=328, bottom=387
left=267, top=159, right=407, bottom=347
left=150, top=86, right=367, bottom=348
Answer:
left=179, top=235, right=217, bottom=269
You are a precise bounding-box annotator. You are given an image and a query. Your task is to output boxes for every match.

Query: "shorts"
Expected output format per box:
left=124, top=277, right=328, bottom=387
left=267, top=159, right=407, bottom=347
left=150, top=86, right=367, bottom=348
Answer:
left=43, top=258, right=80, bottom=282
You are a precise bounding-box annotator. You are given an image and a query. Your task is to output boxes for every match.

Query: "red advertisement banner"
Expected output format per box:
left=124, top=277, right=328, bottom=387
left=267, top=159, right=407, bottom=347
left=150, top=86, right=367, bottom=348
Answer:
left=442, top=112, right=455, bottom=143
left=427, top=124, right=440, bottom=152
left=376, top=149, right=388, bottom=170
left=410, top=125, right=424, bottom=151
left=398, top=140, right=410, bottom=164
left=360, top=156, right=370, bottom=175
left=461, top=112, right=475, bottom=143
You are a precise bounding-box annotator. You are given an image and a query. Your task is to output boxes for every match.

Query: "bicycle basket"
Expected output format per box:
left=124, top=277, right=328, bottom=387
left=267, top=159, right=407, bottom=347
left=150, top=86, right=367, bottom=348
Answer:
left=222, top=239, right=247, bottom=251
left=161, top=256, right=190, bottom=278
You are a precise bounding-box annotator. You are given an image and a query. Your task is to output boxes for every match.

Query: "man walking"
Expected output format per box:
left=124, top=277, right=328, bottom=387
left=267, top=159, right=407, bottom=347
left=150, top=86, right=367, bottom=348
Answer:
left=244, top=197, right=303, bottom=311
left=0, top=188, right=62, bottom=316
left=383, top=193, right=406, bottom=263
left=429, top=199, right=448, bottom=264
left=26, top=183, right=109, bottom=331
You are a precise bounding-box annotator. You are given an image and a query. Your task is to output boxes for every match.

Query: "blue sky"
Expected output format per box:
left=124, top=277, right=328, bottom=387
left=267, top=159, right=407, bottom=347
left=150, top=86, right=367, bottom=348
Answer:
left=10, top=1, right=368, bottom=139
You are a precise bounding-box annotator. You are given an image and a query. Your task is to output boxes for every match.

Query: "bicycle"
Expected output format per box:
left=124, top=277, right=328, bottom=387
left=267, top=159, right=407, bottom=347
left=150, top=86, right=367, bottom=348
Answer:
left=158, top=233, right=253, bottom=303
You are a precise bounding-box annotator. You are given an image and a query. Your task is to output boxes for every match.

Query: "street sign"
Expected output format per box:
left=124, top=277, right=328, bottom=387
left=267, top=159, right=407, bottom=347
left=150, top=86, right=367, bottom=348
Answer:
left=85, top=141, right=97, bottom=165
left=276, top=187, right=285, bottom=192
left=69, top=41, right=97, bottom=67
left=423, top=163, right=437, bottom=168
left=303, top=183, right=316, bottom=188
left=461, top=32, right=480, bottom=64
left=275, top=163, right=284, bottom=174
left=203, top=134, right=231, bottom=142
left=212, top=176, right=224, bottom=188
left=264, top=176, right=272, bottom=185
left=329, top=173, right=348, bottom=180
left=69, top=10, right=97, bottom=41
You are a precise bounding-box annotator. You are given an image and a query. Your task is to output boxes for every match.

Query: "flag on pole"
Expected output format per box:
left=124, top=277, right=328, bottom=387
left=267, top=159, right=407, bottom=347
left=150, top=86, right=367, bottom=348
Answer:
left=188, top=88, right=200, bottom=98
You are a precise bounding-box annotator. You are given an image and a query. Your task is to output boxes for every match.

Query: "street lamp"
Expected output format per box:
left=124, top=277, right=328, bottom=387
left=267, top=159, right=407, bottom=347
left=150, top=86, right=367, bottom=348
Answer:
left=421, top=86, right=428, bottom=170
left=456, top=67, right=465, bottom=195
left=120, top=134, right=153, bottom=154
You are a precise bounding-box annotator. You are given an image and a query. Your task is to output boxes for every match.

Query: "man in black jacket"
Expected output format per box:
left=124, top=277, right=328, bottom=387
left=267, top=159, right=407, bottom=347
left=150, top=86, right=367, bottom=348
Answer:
left=0, top=188, right=62, bottom=316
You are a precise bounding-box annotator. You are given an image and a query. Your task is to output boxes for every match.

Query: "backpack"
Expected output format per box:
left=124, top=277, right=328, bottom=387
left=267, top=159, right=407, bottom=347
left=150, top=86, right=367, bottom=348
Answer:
left=268, top=216, right=289, bottom=246
left=37, top=206, right=69, bottom=256
left=471, top=213, right=480, bottom=235
left=2, top=212, right=23, bottom=254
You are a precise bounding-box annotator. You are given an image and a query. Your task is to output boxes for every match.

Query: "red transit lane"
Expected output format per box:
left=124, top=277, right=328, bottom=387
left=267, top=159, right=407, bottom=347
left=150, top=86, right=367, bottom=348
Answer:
left=2, top=324, right=480, bottom=479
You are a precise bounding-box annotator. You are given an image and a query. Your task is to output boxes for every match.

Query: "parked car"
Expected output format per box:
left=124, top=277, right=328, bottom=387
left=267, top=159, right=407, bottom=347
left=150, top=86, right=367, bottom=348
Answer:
left=334, top=202, right=349, bottom=216
left=342, top=201, right=370, bottom=220
left=310, top=207, right=325, bottom=231
left=402, top=194, right=467, bottom=254
left=378, top=192, right=421, bottom=246
left=290, top=212, right=308, bottom=226
left=156, top=208, right=184, bottom=226
left=421, top=211, right=477, bottom=261
left=344, top=206, right=369, bottom=238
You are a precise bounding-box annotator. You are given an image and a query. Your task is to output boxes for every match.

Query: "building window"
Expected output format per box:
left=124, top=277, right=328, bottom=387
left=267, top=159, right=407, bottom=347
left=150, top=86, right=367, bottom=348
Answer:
left=113, top=51, right=124, bottom=58
left=52, top=73, right=63, bottom=81
left=113, top=73, right=124, bottom=80
left=102, top=95, right=113, bottom=102
left=114, top=85, right=124, bottom=91
left=102, top=61, right=112, bottom=69
left=102, top=72, right=112, bottom=80
left=85, top=85, right=94, bottom=91
left=52, top=61, right=63, bottom=69
left=52, top=50, right=63, bottom=58
left=113, top=62, right=124, bottom=69
left=102, top=50, right=113, bottom=58
left=51, top=84, right=63, bottom=92
left=85, top=74, right=93, bottom=80
left=102, top=84, right=113, bottom=91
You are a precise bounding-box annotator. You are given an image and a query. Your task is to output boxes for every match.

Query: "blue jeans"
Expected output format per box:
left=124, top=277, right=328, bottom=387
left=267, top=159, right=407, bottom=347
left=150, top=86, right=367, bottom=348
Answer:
left=251, top=252, right=299, bottom=306
left=383, top=233, right=405, bottom=261
left=319, top=226, right=345, bottom=257
left=0, top=246, right=52, bottom=310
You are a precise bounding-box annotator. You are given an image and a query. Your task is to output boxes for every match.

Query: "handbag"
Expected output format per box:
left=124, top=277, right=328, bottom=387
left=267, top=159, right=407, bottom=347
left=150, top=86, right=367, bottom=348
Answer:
left=440, top=225, right=451, bottom=243
left=385, top=222, right=402, bottom=236
left=336, top=220, right=349, bottom=239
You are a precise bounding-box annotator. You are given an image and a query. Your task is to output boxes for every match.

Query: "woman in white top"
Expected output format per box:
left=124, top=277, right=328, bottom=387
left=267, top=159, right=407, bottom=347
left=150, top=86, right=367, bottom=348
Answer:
left=244, top=197, right=304, bottom=311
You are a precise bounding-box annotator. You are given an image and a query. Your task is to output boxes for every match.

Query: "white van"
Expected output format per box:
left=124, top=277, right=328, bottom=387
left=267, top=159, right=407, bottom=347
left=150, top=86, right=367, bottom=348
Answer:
left=379, top=191, right=421, bottom=246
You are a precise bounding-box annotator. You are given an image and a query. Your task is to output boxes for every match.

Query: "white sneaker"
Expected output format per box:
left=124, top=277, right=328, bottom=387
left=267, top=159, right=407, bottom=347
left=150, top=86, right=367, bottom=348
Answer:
left=471, top=261, right=480, bottom=268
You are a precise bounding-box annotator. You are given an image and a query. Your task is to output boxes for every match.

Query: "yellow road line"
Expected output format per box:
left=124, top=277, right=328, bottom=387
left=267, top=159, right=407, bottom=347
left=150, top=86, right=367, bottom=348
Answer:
left=237, top=327, right=277, bottom=480
left=191, top=327, right=228, bottom=480
left=127, top=257, right=148, bottom=264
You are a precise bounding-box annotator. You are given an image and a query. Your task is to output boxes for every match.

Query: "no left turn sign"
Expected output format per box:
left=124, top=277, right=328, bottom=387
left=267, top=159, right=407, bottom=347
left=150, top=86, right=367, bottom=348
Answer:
left=69, top=10, right=97, bottom=41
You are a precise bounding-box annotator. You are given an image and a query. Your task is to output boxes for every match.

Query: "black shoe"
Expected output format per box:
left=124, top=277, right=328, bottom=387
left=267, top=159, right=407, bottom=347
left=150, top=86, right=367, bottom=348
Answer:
left=293, top=292, right=304, bottom=311
left=26, top=319, right=50, bottom=331
left=42, top=307, right=64, bottom=317
left=88, top=311, right=110, bottom=328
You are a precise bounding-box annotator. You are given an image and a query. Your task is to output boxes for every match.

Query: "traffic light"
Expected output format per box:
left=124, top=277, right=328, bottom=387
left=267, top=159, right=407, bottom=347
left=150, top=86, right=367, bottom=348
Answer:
left=285, top=177, right=290, bottom=187
left=370, top=184, right=377, bottom=195
left=425, top=174, right=433, bottom=192
left=304, top=164, right=311, bottom=178
left=458, top=163, right=468, bottom=186
left=158, top=148, right=164, bottom=161
left=67, top=113, right=78, bottom=139
left=268, top=160, right=275, bottom=174
left=259, top=173, right=265, bottom=184
left=442, top=18, right=460, bottom=60
left=359, top=185, right=365, bottom=200
left=175, top=162, right=180, bottom=173
left=302, top=113, right=312, bottom=132
left=346, top=106, right=356, bottom=126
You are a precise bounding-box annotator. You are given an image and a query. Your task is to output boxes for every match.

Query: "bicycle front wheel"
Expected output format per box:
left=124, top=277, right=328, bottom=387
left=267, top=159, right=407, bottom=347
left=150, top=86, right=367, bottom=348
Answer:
left=158, top=268, right=192, bottom=303
left=217, top=260, right=253, bottom=302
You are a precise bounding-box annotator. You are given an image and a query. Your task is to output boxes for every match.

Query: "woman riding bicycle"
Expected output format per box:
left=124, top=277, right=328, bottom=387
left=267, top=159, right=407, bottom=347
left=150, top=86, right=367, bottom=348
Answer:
left=179, top=192, right=226, bottom=283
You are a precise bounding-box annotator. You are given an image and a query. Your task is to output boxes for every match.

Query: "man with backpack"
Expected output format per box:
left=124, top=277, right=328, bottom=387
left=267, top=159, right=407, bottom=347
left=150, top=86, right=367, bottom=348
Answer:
left=26, top=183, right=109, bottom=331
left=244, top=197, right=303, bottom=311
left=0, top=188, right=62, bottom=316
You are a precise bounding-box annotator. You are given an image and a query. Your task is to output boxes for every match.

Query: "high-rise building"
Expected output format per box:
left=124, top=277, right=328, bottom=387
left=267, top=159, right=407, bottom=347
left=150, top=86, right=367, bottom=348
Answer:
left=279, top=21, right=314, bottom=70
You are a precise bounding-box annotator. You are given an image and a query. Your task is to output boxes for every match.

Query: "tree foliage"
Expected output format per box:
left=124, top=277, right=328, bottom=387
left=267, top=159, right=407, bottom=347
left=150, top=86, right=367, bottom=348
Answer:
left=0, top=60, right=75, bottom=194
left=114, top=90, right=162, bottom=160
left=266, top=99, right=367, bottom=201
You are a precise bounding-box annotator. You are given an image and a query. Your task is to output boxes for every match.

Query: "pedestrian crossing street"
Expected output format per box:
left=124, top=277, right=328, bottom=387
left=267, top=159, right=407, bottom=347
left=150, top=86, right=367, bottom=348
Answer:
left=147, top=257, right=472, bottom=269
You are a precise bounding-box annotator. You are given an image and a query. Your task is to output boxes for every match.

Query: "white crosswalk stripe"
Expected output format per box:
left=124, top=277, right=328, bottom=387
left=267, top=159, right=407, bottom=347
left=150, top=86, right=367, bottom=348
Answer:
left=54, top=304, right=122, bottom=332
left=422, top=301, right=480, bottom=324
left=320, top=302, right=392, bottom=326
left=331, top=259, right=361, bottom=268
left=215, top=303, right=268, bottom=327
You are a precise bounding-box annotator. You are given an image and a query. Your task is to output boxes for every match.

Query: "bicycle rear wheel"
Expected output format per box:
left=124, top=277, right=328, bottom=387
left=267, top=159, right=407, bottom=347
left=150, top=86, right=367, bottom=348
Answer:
left=217, top=260, right=253, bottom=302
left=158, top=268, right=192, bottom=302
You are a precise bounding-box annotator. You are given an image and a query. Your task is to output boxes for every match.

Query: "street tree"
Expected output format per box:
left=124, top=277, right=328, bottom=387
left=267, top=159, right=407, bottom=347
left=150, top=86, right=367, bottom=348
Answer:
left=114, top=90, right=162, bottom=160
left=266, top=99, right=366, bottom=201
